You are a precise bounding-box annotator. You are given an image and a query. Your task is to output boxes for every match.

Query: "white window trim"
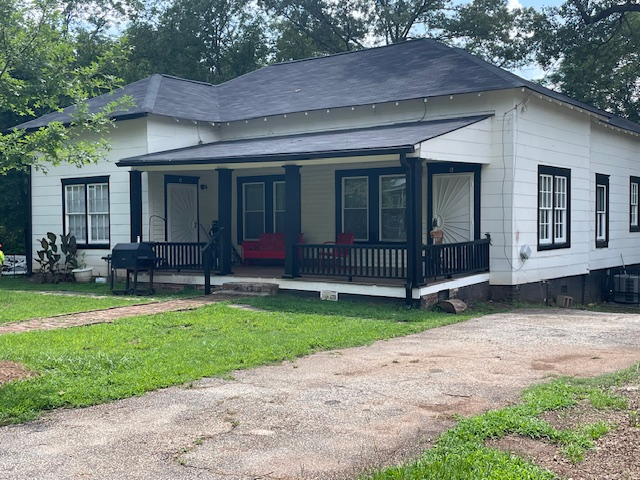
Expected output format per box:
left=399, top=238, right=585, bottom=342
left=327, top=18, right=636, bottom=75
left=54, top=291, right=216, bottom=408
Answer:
left=63, top=179, right=110, bottom=246
left=631, top=179, right=639, bottom=229
left=596, top=184, right=607, bottom=242
left=538, top=166, right=570, bottom=249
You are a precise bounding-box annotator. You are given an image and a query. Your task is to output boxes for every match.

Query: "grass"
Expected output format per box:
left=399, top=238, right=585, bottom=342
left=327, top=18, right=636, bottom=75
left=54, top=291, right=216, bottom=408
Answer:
left=0, top=275, right=199, bottom=296
left=362, top=363, right=639, bottom=480
left=0, top=294, right=487, bottom=425
left=0, top=277, right=200, bottom=325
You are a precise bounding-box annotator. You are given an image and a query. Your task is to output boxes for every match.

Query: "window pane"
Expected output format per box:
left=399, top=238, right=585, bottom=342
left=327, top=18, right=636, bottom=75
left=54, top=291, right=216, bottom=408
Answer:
left=245, top=212, right=265, bottom=239
left=631, top=183, right=638, bottom=227
left=273, top=182, right=285, bottom=233
left=68, top=214, right=86, bottom=243
left=380, top=175, right=406, bottom=241
left=344, top=177, right=368, bottom=208
left=344, top=210, right=368, bottom=241
left=66, top=185, right=85, bottom=214
left=555, top=176, right=567, bottom=209
left=596, top=183, right=606, bottom=242
left=88, top=184, right=108, bottom=213
left=596, top=185, right=605, bottom=212
left=274, top=212, right=285, bottom=233
left=343, top=177, right=368, bottom=240
left=539, top=209, right=551, bottom=243
left=554, top=210, right=566, bottom=242
left=381, top=209, right=406, bottom=241
left=244, top=183, right=264, bottom=211
left=539, top=174, right=552, bottom=243
left=274, top=182, right=285, bottom=211
left=539, top=175, right=551, bottom=208
left=89, top=214, right=109, bottom=242
left=244, top=183, right=265, bottom=240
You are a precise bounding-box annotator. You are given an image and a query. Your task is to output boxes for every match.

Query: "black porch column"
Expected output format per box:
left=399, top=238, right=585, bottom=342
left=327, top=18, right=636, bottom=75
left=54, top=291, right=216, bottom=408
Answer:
left=283, top=165, right=302, bottom=278
left=402, top=155, right=423, bottom=305
left=129, top=170, right=143, bottom=242
left=217, top=168, right=233, bottom=275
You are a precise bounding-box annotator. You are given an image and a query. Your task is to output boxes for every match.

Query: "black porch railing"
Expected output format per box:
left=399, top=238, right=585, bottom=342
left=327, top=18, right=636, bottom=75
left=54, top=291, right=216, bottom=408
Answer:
left=294, top=236, right=490, bottom=284
left=422, top=236, right=491, bottom=282
left=296, top=244, right=407, bottom=281
left=150, top=235, right=490, bottom=286
left=152, top=242, right=207, bottom=271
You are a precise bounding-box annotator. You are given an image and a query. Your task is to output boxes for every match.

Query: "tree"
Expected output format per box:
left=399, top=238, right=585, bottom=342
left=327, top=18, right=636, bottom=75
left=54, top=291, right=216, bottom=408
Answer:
left=437, top=0, right=543, bottom=69
left=534, top=1, right=640, bottom=122
left=568, top=0, right=640, bottom=24
left=259, top=0, right=370, bottom=56
left=125, top=0, right=270, bottom=84
left=0, top=0, right=129, bottom=173
left=372, top=0, right=448, bottom=44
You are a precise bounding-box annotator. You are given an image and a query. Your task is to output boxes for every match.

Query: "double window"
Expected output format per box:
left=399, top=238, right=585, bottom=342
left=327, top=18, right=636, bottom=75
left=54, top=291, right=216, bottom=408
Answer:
left=538, top=166, right=570, bottom=249
left=238, top=176, right=285, bottom=241
left=62, top=177, right=110, bottom=247
left=338, top=169, right=406, bottom=243
left=631, top=176, right=640, bottom=232
left=595, top=174, right=609, bottom=248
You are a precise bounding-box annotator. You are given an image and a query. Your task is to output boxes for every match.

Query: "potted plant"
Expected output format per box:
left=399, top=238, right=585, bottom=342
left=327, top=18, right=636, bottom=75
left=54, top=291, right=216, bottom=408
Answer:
left=72, top=252, right=93, bottom=283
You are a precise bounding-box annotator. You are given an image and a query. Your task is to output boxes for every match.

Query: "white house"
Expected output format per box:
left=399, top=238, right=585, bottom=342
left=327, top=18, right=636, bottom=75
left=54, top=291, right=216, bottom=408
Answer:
left=18, top=39, right=640, bottom=305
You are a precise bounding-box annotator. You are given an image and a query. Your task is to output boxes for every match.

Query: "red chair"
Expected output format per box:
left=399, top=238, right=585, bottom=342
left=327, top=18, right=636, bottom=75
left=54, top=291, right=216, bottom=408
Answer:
left=321, top=232, right=355, bottom=268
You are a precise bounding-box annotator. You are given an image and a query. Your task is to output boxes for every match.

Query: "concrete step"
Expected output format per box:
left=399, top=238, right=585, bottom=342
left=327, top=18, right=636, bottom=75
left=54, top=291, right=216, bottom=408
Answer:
left=219, top=282, right=279, bottom=295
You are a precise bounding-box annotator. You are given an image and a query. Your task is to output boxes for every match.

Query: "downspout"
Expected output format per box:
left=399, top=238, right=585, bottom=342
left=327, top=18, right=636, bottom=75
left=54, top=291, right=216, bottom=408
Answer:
left=26, top=167, right=33, bottom=275
left=401, top=154, right=423, bottom=308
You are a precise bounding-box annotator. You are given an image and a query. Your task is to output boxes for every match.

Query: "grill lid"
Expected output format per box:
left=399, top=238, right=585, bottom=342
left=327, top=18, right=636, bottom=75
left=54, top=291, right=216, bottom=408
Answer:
left=111, top=242, right=156, bottom=268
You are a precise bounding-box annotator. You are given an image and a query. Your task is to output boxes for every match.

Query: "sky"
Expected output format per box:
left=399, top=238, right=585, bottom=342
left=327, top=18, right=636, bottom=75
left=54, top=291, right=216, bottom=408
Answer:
left=510, top=0, right=565, bottom=9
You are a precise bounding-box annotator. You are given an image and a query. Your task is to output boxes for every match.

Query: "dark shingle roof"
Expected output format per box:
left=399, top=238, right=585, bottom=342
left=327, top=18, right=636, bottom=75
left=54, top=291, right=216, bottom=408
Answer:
left=14, top=39, right=640, bottom=134
left=117, top=115, right=491, bottom=167
left=15, top=75, right=220, bottom=130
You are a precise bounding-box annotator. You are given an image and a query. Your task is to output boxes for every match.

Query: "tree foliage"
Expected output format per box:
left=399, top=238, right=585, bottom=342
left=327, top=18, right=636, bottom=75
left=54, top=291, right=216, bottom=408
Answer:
left=125, top=0, right=270, bottom=84
left=0, top=0, right=130, bottom=173
left=534, top=0, right=640, bottom=122
left=438, top=0, right=544, bottom=69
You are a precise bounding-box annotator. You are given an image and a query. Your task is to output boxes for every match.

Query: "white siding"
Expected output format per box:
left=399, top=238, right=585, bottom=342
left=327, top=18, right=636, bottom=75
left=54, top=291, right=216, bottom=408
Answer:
left=494, top=95, right=594, bottom=285
left=31, top=119, right=148, bottom=275
left=589, top=125, right=640, bottom=270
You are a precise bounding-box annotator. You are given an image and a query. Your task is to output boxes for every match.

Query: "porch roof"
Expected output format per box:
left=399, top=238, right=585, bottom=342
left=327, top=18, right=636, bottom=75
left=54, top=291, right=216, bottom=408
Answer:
left=117, top=115, right=491, bottom=167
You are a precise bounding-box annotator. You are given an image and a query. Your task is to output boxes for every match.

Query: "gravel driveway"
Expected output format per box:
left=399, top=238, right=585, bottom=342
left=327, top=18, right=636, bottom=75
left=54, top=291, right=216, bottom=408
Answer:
left=1, top=309, right=639, bottom=479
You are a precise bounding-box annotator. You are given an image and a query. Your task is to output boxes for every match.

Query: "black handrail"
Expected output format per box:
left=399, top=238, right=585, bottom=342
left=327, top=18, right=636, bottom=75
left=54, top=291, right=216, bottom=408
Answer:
left=153, top=242, right=206, bottom=271
left=422, top=236, right=490, bottom=282
left=203, top=228, right=224, bottom=295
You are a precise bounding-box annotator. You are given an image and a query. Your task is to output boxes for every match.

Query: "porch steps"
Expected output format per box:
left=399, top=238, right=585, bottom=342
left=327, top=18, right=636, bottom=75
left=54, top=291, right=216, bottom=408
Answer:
left=219, top=282, right=280, bottom=296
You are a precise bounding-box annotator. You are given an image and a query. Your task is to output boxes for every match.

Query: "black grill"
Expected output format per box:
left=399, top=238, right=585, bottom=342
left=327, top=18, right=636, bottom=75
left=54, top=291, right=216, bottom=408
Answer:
left=110, top=242, right=157, bottom=295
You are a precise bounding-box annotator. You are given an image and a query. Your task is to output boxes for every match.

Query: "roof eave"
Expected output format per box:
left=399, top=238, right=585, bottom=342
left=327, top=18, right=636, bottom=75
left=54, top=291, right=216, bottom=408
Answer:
left=117, top=145, right=415, bottom=168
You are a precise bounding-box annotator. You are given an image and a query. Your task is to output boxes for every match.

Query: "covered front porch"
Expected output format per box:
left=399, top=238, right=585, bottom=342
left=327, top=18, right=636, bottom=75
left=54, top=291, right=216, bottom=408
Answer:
left=118, top=117, right=493, bottom=305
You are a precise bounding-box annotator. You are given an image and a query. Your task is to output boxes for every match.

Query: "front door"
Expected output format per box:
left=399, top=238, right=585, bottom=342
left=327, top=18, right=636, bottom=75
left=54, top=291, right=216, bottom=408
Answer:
left=167, top=183, right=198, bottom=242
left=432, top=173, right=474, bottom=244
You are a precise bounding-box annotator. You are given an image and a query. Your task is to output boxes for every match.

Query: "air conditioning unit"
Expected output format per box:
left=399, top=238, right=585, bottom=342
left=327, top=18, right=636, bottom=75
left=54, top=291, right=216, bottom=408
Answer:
left=613, top=274, right=640, bottom=304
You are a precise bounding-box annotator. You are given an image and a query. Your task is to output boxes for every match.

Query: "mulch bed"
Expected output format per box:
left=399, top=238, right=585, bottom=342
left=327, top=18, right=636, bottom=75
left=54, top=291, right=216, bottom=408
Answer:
left=0, top=361, right=33, bottom=385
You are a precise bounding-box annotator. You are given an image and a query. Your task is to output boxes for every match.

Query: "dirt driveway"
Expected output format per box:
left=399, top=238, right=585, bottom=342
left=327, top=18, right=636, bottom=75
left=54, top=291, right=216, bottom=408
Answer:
left=0, top=309, right=639, bottom=479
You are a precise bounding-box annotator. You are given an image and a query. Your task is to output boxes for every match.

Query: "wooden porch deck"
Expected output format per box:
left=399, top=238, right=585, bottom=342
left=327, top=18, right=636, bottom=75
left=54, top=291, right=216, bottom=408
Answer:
left=147, top=263, right=490, bottom=302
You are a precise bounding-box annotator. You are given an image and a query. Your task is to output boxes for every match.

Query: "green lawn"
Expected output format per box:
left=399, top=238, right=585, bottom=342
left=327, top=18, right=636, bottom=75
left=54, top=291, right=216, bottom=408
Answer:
left=0, top=277, right=198, bottom=325
left=0, top=294, right=485, bottom=425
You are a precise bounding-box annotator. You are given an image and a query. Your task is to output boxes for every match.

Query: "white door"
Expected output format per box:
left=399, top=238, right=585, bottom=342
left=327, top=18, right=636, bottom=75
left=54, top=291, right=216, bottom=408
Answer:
left=432, top=173, right=474, bottom=244
left=167, top=183, right=198, bottom=242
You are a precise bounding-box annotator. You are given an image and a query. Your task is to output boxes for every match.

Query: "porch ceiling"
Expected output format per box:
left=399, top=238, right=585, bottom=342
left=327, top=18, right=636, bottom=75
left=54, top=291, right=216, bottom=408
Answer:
left=117, top=115, right=491, bottom=168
